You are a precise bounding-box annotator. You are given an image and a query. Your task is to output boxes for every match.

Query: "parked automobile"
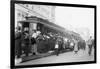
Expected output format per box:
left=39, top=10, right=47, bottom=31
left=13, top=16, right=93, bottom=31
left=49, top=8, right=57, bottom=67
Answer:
left=64, top=39, right=75, bottom=51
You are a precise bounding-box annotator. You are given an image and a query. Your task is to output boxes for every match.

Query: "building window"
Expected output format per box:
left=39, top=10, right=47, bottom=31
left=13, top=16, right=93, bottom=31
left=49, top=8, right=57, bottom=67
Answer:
left=26, top=13, right=28, bottom=17
left=26, top=4, right=28, bottom=7
left=32, top=5, right=34, bottom=10
left=17, top=13, right=21, bottom=17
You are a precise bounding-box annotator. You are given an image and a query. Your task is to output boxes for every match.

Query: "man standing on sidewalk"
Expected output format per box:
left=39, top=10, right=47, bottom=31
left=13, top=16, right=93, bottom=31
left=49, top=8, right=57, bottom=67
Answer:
left=24, top=28, right=30, bottom=56
left=31, top=30, right=41, bottom=55
left=15, top=27, right=22, bottom=64
left=87, top=36, right=93, bottom=56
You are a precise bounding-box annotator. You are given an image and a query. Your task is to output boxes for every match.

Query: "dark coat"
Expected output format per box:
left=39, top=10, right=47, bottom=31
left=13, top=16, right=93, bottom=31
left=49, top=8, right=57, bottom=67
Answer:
left=31, top=37, right=36, bottom=44
left=15, top=32, right=22, bottom=55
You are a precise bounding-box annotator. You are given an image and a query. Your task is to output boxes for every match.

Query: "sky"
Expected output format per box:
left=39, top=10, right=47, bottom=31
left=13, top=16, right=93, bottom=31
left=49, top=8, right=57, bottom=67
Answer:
left=55, top=6, right=94, bottom=40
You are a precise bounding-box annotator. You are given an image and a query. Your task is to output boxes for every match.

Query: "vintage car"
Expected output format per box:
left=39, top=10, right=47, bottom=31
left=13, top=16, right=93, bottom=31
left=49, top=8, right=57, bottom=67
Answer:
left=64, top=39, right=75, bottom=51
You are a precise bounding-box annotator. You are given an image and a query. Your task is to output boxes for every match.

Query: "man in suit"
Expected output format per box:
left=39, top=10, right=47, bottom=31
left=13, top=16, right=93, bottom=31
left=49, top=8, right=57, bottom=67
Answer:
left=87, top=36, right=93, bottom=56
left=15, top=27, right=22, bottom=58
left=15, top=27, right=22, bottom=64
left=55, top=36, right=61, bottom=56
left=24, top=27, right=30, bottom=56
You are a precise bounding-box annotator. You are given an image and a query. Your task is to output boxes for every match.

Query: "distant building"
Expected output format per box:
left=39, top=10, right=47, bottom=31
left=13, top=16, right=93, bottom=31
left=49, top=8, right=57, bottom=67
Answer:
left=15, top=4, right=55, bottom=29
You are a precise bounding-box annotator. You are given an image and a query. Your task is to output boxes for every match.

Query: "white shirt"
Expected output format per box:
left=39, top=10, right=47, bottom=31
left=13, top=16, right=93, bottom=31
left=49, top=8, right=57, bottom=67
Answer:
left=32, top=33, right=37, bottom=38
left=55, top=44, right=58, bottom=48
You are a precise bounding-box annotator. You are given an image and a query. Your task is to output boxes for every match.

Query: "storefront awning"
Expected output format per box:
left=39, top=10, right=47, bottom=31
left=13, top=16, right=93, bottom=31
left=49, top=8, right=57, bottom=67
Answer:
left=18, top=16, right=66, bottom=34
left=18, top=16, right=83, bottom=40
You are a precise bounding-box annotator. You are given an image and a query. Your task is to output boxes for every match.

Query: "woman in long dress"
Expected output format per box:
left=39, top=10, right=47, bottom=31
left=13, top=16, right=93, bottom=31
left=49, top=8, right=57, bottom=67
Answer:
left=73, top=39, right=78, bottom=54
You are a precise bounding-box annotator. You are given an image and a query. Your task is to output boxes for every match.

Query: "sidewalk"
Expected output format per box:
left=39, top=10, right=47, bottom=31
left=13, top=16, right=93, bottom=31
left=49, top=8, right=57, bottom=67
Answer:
left=17, top=46, right=93, bottom=64
left=20, top=49, right=72, bottom=63
left=16, top=48, right=94, bottom=66
left=21, top=52, right=54, bottom=63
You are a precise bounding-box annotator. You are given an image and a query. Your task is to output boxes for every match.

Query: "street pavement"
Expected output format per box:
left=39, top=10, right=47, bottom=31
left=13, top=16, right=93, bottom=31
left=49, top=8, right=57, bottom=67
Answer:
left=16, top=46, right=94, bottom=66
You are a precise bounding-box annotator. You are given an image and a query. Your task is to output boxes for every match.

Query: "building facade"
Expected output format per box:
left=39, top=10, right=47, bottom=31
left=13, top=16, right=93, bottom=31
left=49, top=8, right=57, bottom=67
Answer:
left=15, top=4, right=55, bottom=29
left=15, top=3, right=56, bottom=56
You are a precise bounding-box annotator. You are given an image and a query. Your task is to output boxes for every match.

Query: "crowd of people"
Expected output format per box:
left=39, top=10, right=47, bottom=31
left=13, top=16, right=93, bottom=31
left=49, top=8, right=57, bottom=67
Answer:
left=54, top=35, right=94, bottom=56
left=15, top=26, right=94, bottom=64
left=15, top=27, right=39, bottom=59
